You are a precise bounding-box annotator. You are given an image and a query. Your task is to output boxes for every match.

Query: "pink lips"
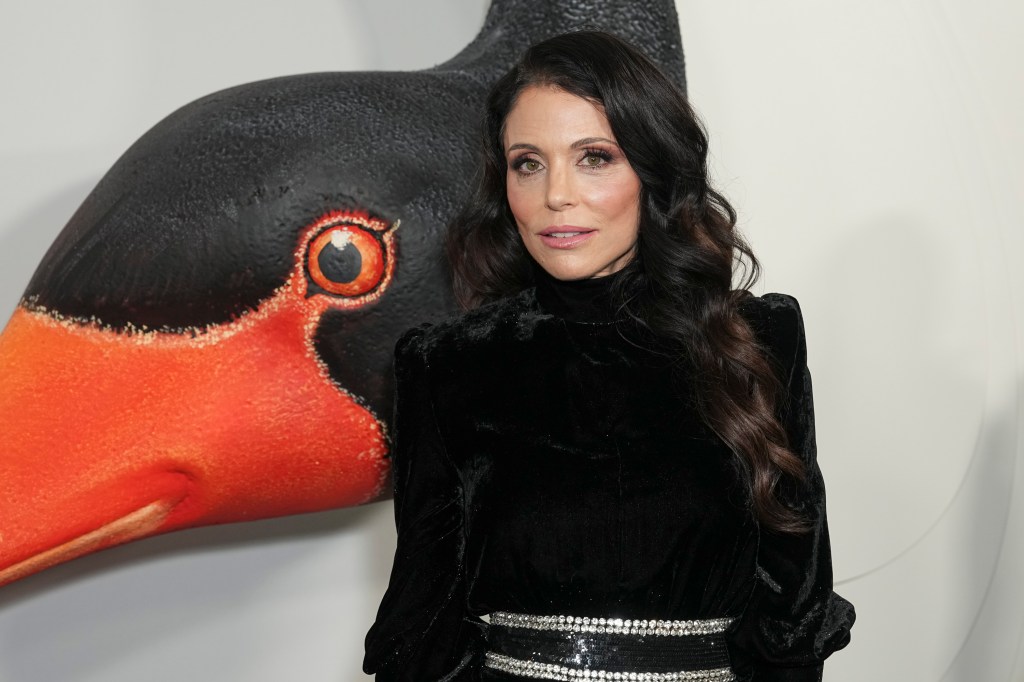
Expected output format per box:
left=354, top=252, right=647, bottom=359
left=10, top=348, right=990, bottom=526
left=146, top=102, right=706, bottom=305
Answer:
left=538, top=225, right=596, bottom=249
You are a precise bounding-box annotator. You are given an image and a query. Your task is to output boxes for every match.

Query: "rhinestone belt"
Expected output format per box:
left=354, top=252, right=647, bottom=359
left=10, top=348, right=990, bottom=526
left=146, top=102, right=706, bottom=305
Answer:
left=484, top=611, right=737, bottom=682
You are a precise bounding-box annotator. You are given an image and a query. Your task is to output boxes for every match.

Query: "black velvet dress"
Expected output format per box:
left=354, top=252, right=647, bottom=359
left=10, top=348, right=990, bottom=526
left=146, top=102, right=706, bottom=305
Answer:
left=363, top=267, right=854, bottom=682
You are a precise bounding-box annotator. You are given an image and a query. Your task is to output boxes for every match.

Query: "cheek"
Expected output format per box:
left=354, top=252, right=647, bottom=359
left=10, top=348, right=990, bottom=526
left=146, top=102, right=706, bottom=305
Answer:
left=584, top=174, right=642, bottom=220
left=506, top=175, right=532, bottom=228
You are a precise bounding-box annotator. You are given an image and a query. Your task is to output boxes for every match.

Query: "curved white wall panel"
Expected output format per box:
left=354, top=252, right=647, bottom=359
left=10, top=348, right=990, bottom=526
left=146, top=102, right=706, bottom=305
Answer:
left=682, top=3, right=1023, bottom=679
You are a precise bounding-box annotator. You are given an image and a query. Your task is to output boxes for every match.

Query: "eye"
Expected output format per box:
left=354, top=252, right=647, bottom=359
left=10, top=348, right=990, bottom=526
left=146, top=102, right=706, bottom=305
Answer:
left=580, top=149, right=613, bottom=168
left=511, top=156, right=543, bottom=174
left=305, top=216, right=395, bottom=299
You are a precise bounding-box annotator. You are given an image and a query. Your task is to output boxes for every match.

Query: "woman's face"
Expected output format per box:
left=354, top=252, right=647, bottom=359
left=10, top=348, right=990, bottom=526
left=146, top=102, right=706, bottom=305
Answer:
left=503, top=85, right=641, bottom=280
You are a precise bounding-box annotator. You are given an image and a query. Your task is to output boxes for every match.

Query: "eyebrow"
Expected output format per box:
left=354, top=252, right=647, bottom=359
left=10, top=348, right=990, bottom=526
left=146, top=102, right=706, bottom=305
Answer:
left=571, top=137, right=618, bottom=149
left=506, top=137, right=620, bottom=154
left=506, top=143, right=540, bottom=153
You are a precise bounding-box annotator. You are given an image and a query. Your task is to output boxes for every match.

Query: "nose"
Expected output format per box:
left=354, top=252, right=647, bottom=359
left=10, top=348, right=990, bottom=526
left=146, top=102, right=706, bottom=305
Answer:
left=545, top=163, right=577, bottom=211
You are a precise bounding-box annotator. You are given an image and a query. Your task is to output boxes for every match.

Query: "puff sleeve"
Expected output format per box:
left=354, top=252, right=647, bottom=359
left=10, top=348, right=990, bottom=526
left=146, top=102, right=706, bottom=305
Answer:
left=363, top=325, right=487, bottom=681
left=729, top=295, right=855, bottom=681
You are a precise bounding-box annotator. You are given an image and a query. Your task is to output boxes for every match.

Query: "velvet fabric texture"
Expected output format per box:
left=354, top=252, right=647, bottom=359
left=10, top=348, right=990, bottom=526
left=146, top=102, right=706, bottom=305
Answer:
left=363, top=267, right=855, bottom=681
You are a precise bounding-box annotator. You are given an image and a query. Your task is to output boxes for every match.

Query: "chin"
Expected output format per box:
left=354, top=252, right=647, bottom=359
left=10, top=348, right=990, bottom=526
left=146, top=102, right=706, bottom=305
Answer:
left=531, top=252, right=627, bottom=281
left=533, top=258, right=595, bottom=281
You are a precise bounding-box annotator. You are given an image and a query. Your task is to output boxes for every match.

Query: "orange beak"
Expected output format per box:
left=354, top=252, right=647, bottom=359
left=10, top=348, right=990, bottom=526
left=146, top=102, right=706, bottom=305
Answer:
left=0, top=270, right=389, bottom=586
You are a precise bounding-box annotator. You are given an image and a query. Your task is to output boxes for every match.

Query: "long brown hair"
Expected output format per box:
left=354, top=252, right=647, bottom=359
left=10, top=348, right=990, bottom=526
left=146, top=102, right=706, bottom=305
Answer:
left=446, top=30, right=808, bottom=533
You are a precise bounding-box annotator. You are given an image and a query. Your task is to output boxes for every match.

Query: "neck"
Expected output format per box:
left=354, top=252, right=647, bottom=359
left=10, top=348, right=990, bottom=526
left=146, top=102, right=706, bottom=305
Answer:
left=531, top=261, right=624, bottom=324
left=434, top=0, right=687, bottom=94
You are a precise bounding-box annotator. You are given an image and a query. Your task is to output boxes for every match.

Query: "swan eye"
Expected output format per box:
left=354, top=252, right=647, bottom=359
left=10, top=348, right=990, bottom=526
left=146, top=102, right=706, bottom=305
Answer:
left=304, top=213, right=397, bottom=300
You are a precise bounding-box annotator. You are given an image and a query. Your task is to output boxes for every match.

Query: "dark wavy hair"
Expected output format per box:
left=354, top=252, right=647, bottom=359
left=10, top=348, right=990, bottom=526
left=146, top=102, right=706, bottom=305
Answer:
left=446, top=30, right=808, bottom=533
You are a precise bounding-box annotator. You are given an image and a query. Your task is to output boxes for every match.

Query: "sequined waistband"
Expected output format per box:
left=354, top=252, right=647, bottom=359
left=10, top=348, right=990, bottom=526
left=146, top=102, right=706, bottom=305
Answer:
left=484, top=611, right=737, bottom=682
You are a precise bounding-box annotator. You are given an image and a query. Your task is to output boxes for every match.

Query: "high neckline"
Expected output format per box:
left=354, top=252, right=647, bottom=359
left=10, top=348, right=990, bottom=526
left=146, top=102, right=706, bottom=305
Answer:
left=531, top=260, right=625, bottom=324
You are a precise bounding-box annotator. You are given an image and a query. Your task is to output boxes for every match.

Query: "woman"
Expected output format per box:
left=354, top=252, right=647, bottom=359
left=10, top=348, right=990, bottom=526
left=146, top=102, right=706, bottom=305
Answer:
left=364, top=30, right=854, bottom=682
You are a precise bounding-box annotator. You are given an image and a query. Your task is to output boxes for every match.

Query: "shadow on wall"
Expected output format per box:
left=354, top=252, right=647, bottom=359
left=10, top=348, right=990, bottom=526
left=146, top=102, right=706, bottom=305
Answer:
left=0, top=503, right=395, bottom=681
left=940, top=374, right=1023, bottom=681
left=814, top=213, right=1019, bottom=680
left=346, top=0, right=489, bottom=70
left=0, top=179, right=97, bottom=322
left=0, top=504, right=377, bottom=608
left=815, top=213, right=985, bottom=576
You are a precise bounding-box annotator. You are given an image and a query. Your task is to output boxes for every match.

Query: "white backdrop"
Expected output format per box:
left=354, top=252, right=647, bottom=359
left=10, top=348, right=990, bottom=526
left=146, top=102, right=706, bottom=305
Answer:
left=0, top=2, right=1021, bottom=680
